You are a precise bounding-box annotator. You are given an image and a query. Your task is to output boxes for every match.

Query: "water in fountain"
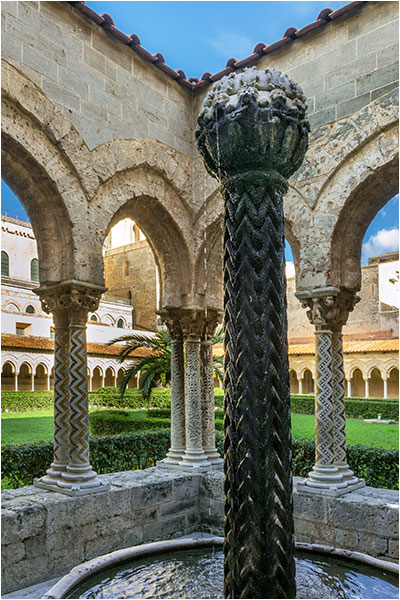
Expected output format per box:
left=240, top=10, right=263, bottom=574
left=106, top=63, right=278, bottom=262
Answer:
left=67, top=547, right=398, bottom=599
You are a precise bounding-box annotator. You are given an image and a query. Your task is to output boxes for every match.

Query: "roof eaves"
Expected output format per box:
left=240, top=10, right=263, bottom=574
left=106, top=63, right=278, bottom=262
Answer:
left=68, top=1, right=367, bottom=94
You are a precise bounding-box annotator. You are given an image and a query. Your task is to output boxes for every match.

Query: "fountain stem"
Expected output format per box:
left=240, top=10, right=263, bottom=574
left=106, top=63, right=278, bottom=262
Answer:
left=196, top=67, right=309, bottom=599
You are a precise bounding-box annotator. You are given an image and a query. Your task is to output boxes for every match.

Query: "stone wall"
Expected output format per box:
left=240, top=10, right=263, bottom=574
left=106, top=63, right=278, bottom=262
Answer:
left=287, top=259, right=399, bottom=342
left=104, top=240, right=158, bottom=330
left=1, top=1, right=194, bottom=155
left=1, top=469, right=200, bottom=594
left=199, top=473, right=399, bottom=562
left=2, top=469, right=398, bottom=594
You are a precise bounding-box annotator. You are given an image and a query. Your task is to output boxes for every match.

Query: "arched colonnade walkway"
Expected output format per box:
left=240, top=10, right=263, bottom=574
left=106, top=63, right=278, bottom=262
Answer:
left=1, top=0, right=398, bottom=496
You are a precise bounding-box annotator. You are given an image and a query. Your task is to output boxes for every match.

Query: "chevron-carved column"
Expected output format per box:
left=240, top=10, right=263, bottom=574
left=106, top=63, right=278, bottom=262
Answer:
left=201, top=310, right=223, bottom=467
left=35, top=281, right=109, bottom=496
left=157, top=309, right=186, bottom=467
left=196, top=68, right=309, bottom=599
left=296, top=288, right=365, bottom=496
left=34, top=289, right=70, bottom=491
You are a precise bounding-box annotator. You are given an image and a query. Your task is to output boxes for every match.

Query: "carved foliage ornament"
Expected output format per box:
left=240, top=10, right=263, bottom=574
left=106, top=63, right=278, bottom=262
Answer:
left=300, top=290, right=360, bottom=331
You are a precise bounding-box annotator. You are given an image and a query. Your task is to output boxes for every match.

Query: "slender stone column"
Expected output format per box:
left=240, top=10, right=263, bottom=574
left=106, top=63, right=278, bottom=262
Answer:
left=364, top=378, right=370, bottom=398
left=383, top=378, right=388, bottom=399
left=35, top=281, right=109, bottom=496
left=13, top=372, right=18, bottom=391
left=179, top=310, right=212, bottom=470
left=201, top=311, right=223, bottom=467
left=296, top=289, right=364, bottom=495
left=157, top=310, right=186, bottom=468
left=299, top=378, right=303, bottom=394
left=30, top=372, right=34, bottom=391
left=197, top=68, right=309, bottom=599
left=347, top=378, right=352, bottom=397
left=34, top=290, right=71, bottom=490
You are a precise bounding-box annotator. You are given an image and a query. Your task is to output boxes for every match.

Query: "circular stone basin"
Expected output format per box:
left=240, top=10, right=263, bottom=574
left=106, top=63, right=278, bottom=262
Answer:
left=45, top=539, right=399, bottom=600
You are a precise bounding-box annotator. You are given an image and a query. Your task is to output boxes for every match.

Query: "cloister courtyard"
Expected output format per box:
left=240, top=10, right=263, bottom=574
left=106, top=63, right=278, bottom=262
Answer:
left=1, top=1, right=399, bottom=599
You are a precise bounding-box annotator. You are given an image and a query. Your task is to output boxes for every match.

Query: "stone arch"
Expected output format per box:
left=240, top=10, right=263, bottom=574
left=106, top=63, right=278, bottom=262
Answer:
left=92, top=366, right=103, bottom=391
left=101, top=314, right=115, bottom=326
left=349, top=367, right=365, bottom=398
left=93, top=167, right=193, bottom=308
left=289, top=369, right=299, bottom=394
left=104, top=366, right=115, bottom=387
left=34, top=363, right=48, bottom=391
left=369, top=367, right=384, bottom=398
left=18, top=361, right=33, bottom=391
left=387, top=367, right=399, bottom=399
left=3, top=302, right=21, bottom=312
left=302, top=368, right=314, bottom=394
left=1, top=361, right=16, bottom=391
left=2, top=99, right=76, bottom=284
left=1, top=63, right=104, bottom=285
left=328, top=126, right=399, bottom=291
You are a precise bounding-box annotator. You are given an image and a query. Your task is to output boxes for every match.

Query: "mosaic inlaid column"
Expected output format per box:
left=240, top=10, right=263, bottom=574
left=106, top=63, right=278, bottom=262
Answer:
left=35, top=282, right=109, bottom=496
left=296, top=289, right=365, bottom=495
left=157, top=310, right=186, bottom=467
left=196, top=67, right=309, bottom=599
left=201, top=310, right=223, bottom=467
left=179, top=310, right=211, bottom=470
left=34, top=291, right=70, bottom=491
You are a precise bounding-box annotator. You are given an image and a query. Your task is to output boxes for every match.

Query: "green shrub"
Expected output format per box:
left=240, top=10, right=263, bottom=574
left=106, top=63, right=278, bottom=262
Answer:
left=2, top=430, right=171, bottom=489
left=89, top=387, right=171, bottom=410
left=89, top=410, right=171, bottom=436
left=290, top=394, right=399, bottom=420
left=1, top=391, right=54, bottom=412
left=2, top=432, right=397, bottom=490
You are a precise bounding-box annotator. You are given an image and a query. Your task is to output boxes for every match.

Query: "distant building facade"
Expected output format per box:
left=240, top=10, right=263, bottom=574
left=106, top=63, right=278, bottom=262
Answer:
left=1, top=216, right=150, bottom=391
left=1, top=215, right=398, bottom=398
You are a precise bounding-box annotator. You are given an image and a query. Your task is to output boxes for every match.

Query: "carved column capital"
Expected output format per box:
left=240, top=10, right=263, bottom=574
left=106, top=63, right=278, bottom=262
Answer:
left=35, top=280, right=106, bottom=323
left=157, top=308, right=183, bottom=341
left=295, top=288, right=360, bottom=332
left=159, top=307, right=222, bottom=342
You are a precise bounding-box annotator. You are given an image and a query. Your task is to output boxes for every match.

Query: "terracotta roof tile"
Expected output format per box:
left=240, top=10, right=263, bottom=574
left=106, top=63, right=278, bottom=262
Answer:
left=213, top=339, right=399, bottom=357
left=1, top=335, right=151, bottom=358
left=68, top=1, right=367, bottom=92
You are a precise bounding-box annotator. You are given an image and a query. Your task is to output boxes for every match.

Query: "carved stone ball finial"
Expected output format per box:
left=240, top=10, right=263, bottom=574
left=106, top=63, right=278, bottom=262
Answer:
left=196, top=66, right=309, bottom=184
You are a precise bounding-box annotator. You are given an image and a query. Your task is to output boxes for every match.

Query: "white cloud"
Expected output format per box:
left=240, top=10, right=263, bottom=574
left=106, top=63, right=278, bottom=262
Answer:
left=362, top=228, right=399, bottom=260
left=207, top=31, right=253, bottom=59
left=285, top=261, right=295, bottom=279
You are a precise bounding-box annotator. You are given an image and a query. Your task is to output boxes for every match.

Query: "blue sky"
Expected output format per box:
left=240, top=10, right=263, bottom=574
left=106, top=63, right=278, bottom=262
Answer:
left=1, top=1, right=398, bottom=264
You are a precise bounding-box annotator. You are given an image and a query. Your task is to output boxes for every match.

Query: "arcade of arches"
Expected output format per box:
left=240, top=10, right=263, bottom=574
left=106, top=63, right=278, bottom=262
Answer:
left=1, top=1, right=399, bottom=496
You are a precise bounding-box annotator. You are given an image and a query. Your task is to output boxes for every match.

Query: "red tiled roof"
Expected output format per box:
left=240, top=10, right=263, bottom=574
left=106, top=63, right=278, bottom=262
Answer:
left=213, top=339, right=399, bottom=357
left=68, top=1, right=367, bottom=92
left=1, top=334, right=151, bottom=357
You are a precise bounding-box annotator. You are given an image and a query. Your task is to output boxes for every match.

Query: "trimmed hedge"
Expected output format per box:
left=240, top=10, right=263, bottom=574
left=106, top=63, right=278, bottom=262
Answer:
left=3, top=389, right=398, bottom=420
left=2, top=430, right=171, bottom=489
left=2, top=391, right=54, bottom=412
left=90, top=387, right=171, bottom=410
left=89, top=410, right=171, bottom=436
left=2, top=430, right=397, bottom=490
left=290, top=394, right=399, bottom=420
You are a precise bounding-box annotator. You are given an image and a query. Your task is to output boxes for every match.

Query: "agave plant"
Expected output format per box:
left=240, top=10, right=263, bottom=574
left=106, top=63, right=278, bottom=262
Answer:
left=109, top=326, right=224, bottom=399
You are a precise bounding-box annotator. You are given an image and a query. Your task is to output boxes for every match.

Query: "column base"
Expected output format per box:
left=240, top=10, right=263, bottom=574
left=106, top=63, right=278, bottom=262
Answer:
left=157, top=447, right=185, bottom=467
left=336, top=462, right=365, bottom=488
left=35, top=463, right=110, bottom=496
left=178, top=449, right=212, bottom=471
left=297, top=463, right=365, bottom=497
left=34, top=476, right=109, bottom=496
left=205, top=448, right=224, bottom=468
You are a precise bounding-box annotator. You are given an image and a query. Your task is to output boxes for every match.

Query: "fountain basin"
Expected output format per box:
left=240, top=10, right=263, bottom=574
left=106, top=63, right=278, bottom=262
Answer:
left=43, top=536, right=399, bottom=599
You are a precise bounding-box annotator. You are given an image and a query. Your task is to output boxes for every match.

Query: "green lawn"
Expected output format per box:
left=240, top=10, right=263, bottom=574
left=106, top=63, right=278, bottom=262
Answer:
left=1, top=409, right=398, bottom=450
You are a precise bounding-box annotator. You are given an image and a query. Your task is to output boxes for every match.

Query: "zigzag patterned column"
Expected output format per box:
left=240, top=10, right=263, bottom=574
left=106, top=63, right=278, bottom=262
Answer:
left=196, top=68, right=309, bottom=599
left=201, top=311, right=223, bottom=467
left=34, top=292, right=70, bottom=492
left=35, top=281, right=109, bottom=496
left=157, top=310, right=186, bottom=467
left=296, top=289, right=365, bottom=496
